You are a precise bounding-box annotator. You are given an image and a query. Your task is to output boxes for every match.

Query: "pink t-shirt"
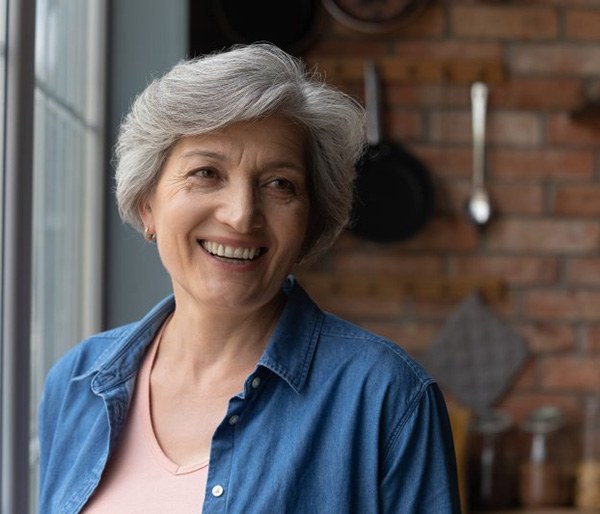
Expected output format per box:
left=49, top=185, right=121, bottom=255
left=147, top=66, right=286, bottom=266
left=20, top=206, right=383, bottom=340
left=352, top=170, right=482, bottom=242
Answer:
left=83, top=324, right=209, bottom=513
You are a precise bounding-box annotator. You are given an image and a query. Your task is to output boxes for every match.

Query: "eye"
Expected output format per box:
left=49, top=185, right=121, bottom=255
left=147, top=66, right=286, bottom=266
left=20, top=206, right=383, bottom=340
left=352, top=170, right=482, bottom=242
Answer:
left=189, top=167, right=219, bottom=179
left=265, top=177, right=297, bottom=195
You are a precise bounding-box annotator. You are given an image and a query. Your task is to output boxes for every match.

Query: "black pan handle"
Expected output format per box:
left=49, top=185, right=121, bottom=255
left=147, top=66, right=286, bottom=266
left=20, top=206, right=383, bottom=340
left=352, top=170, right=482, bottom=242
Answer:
left=364, top=61, right=382, bottom=146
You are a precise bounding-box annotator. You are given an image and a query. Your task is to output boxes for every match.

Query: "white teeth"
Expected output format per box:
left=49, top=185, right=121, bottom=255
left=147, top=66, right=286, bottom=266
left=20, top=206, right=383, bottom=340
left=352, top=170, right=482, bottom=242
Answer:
left=201, top=240, right=262, bottom=260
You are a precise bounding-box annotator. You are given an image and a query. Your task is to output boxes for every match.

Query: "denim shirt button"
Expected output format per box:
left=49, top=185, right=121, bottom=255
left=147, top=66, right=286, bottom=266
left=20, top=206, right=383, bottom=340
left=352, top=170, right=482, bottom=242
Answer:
left=228, top=414, right=240, bottom=425
left=211, top=484, right=224, bottom=497
left=251, top=376, right=261, bottom=389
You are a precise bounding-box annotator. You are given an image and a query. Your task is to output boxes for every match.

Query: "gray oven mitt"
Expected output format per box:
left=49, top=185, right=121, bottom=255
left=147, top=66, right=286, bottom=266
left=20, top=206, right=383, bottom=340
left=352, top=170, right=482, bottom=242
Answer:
left=422, top=292, right=529, bottom=413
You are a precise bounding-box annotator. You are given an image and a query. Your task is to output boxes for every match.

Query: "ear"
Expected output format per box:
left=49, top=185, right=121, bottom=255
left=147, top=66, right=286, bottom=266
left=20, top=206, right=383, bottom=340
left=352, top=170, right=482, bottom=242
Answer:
left=138, top=197, right=154, bottom=230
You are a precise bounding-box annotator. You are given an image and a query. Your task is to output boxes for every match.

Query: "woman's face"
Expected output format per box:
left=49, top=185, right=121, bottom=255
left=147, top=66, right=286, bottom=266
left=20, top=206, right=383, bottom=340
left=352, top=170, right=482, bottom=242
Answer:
left=140, top=116, right=310, bottom=313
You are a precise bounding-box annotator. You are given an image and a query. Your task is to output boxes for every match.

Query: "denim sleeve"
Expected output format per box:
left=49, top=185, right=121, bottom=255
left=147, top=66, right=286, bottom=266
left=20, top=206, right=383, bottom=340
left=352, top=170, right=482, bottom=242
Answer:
left=380, top=382, right=462, bottom=513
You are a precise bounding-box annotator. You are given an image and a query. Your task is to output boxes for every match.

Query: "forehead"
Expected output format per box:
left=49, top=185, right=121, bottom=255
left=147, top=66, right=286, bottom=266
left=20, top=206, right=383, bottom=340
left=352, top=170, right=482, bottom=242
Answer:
left=168, top=116, right=308, bottom=162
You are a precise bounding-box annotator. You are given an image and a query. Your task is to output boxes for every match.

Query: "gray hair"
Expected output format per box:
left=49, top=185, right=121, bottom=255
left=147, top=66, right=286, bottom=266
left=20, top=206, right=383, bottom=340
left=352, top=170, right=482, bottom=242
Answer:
left=115, top=43, right=366, bottom=261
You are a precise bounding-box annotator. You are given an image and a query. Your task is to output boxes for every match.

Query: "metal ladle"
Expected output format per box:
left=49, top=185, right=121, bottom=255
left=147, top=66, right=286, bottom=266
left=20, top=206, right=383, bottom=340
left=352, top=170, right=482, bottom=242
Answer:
left=466, top=81, right=493, bottom=230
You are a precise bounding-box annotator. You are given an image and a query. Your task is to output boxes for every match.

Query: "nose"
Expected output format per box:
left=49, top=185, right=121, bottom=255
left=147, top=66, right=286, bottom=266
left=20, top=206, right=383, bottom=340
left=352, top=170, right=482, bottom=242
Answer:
left=215, top=181, right=263, bottom=233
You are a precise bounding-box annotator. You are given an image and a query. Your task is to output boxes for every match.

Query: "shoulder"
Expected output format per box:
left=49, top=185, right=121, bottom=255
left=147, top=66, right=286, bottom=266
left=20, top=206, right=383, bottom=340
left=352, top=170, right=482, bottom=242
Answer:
left=43, top=294, right=175, bottom=389
left=43, top=323, right=137, bottom=391
left=309, top=311, right=449, bottom=454
left=319, top=311, right=432, bottom=387
left=308, top=311, right=437, bottom=425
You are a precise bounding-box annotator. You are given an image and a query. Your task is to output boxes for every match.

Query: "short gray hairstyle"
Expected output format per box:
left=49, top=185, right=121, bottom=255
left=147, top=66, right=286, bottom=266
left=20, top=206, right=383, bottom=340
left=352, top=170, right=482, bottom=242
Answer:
left=115, top=43, right=366, bottom=261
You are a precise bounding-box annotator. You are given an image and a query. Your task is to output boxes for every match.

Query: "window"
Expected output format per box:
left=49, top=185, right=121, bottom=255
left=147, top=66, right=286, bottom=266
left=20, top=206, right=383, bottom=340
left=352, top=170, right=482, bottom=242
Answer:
left=1, top=1, right=106, bottom=511
left=30, top=0, right=107, bottom=510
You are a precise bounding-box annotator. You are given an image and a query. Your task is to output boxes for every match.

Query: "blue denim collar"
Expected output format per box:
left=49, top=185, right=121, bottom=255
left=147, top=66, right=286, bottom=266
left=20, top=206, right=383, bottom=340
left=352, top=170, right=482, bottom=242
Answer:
left=259, top=275, right=324, bottom=393
left=89, top=295, right=175, bottom=393
left=86, top=276, right=323, bottom=395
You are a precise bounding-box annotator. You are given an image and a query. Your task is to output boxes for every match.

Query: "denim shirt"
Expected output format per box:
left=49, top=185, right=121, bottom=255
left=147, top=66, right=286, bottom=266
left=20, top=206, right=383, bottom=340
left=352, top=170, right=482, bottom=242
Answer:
left=39, top=277, right=460, bottom=513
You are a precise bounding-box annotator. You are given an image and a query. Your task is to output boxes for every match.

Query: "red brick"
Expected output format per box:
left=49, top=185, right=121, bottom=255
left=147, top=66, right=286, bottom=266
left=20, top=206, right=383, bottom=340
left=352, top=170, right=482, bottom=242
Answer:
left=386, top=109, right=423, bottom=141
left=433, top=180, right=545, bottom=217
left=554, top=184, right=600, bottom=216
left=388, top=83, right=469, bottom=109
left=512, top=44, right=600, bottom=75
left=487, top=112, right=542, bottom=146
left=540, top=355, right=600, bottom=391
left=399, top=217, right=479, bottom=252
left=411, top=296, right=474, bottom=321
left=566, top=257, right=600, bottom=286
left=525, top=290, right=600, bottom=321
left=511, top=360, right=537, bottom=391
left=396, top=4, right=445, bottom=38
left=583, top=324, right=600, bottom=354
left=547, top=113, right=600, bottom=146
left=490, top=149, right=595, bottom=180
left=434, top=179, right=472, bottom=216
left=331, top=252, right=443, bottom=275
left=566, top=9, right=600, bottom=41
left=518, top=322, right=577, bottom=353
left=393, top=41, right=504, bottom=60
left=429, top=111, right=541, bottom=146
left=307, top=38, right=389, bottom=59
left=451, top=5, right=559, bottom=40
left=413, top=289, right=517, bottom=320
left=413, top=145, right=472, bottom=179
left=490, top=78, right=584, bottom=110
left=300, top=287, right=407, bottom=321
left=487, top=219, right=600, bottom=253
left=359, top=321, right=440, bottom=354
left=451, top=256, right=559, bottom=286
left=493, top=183, right=546, bottom=216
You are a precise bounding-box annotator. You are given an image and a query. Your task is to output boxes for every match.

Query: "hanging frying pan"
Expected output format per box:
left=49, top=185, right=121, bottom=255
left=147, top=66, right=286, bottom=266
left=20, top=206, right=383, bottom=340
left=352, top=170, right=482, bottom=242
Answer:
left=349, top=61, right=435, bottom=243
left=322, top=0, right=431, bottom=34
left=211, top=0, right=322, bottom=55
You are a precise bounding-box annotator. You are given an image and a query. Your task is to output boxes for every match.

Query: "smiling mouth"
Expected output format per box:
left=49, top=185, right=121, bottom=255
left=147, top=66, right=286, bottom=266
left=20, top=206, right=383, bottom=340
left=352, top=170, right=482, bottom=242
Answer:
left=199, top=240, right=266, bottom=262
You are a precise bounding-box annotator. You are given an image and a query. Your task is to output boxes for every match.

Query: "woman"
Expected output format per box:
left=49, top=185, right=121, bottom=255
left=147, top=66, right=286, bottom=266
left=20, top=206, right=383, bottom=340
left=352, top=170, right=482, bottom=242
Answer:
left=38, top=43, right=460, bottom=513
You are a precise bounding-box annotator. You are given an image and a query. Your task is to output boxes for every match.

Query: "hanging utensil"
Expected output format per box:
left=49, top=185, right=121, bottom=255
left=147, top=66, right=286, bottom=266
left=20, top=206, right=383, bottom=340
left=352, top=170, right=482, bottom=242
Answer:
left=466, top=81, right=493, bottom=230
left=322, top=0, right=431, bottom=34
left=349, top=61, right=435, bottom=242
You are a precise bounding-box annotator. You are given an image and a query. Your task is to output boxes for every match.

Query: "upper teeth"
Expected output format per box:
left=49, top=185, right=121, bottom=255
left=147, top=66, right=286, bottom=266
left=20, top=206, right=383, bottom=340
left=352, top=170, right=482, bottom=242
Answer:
left=201, top=240, right=261, bottom=260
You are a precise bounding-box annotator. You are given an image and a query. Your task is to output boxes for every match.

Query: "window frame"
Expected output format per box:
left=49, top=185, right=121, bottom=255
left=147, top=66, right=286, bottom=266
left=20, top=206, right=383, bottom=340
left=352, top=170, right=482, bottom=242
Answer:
left=1, top=0, right=36, bottom=512
left=0, top=0, right=107, bottom=511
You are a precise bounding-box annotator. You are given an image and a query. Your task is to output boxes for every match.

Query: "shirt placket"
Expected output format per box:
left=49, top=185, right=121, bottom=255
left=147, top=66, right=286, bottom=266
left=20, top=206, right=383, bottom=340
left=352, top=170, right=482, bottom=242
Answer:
left=201, top=372, right=263, bottom=513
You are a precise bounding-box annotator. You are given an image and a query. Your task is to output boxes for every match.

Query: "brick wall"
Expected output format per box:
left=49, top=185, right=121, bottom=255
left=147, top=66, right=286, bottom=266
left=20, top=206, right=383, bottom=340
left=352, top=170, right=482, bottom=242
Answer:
left=301, top=0, right=600, bottom=425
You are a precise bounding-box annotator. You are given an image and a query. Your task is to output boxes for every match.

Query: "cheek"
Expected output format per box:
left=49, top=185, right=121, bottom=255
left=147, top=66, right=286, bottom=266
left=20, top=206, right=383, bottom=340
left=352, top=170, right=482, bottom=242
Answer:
left=285, top=205, right=311, bottom=249
left=155, top=194, right=204, bottom=226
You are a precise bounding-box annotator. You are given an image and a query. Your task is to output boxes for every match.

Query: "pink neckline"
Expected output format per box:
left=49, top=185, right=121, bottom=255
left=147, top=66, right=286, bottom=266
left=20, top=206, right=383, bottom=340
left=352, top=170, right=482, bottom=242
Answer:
left=140, top=318, right=210, bottom=476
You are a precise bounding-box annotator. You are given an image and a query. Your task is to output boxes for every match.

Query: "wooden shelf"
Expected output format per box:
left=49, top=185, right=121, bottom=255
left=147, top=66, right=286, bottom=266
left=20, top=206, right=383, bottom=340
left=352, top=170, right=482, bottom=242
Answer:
left=296, top=273, right=506, bottom=302
left=309, top=57, right=506, bottom=84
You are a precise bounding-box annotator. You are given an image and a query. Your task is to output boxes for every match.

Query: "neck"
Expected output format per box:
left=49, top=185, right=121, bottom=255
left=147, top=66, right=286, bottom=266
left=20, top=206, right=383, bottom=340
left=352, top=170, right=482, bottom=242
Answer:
left=158, top=290, right=285, bottom=378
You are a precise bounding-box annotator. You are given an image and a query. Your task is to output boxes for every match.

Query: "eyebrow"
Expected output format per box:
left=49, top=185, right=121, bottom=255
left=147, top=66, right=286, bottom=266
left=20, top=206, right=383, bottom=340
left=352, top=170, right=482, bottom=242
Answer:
left=179, top=149, right=224, bottom=161
left=179, top=149, right=306, bottom=174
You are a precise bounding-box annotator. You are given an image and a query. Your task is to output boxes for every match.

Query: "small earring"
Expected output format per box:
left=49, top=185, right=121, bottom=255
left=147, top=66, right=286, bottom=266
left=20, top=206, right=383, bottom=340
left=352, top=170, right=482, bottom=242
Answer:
left=144, top=227, right=156, bottom=242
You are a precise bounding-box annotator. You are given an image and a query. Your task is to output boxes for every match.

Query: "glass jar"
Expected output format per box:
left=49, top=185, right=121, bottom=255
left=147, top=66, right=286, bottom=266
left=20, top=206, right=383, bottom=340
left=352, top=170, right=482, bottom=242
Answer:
left=518, top=405, right=570, bottom=508
left=467, top=409, right=518, bottom=511
left=575, top=394, right=600, bottom=508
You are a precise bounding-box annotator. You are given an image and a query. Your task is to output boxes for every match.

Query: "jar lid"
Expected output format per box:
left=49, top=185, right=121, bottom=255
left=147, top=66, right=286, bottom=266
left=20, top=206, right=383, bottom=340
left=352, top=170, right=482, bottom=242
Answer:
left=470, top=409, right=513, bottom=434
left=521, top=405, right=566, bottom=434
